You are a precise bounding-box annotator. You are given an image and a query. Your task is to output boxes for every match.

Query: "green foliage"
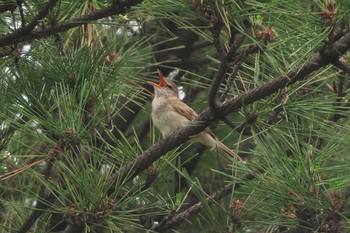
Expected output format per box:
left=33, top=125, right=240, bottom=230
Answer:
left=1, top=0, right=350, bottom=232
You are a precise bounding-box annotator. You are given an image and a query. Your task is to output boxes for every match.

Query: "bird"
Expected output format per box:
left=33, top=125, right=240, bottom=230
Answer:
left=148, top=71, right=242, bottom=162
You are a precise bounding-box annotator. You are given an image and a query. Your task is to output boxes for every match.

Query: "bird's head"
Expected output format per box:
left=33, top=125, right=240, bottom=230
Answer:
left=148, top=71, right=179, bottom=98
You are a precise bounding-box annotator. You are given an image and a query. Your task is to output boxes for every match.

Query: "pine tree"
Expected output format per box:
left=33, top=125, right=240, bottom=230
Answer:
left=1, top=0, right=350, bottom=232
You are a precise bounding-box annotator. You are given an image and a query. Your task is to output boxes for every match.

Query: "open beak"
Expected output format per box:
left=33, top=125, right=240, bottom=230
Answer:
left=148, top=70, right=165, bottom=89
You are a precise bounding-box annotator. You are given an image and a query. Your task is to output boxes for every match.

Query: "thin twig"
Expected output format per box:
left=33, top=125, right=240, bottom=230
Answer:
left=16, top=0, right=25, bottom=27
left=220, top=51, right=250, bottom=102
left=208, top=19, right=227, bottom=115
left=211, top=19, right=224, bottom=55
left=208, top=34, right=248, bottom=116
left=0, top=158, right=47, bottom=180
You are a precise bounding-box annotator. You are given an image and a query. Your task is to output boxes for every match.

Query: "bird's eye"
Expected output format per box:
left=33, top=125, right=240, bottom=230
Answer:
left=166, top=84, right=173, bottom=89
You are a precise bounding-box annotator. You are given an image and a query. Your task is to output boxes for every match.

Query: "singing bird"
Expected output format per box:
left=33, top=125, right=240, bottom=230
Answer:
left=148, top=72, right=242, bottom=162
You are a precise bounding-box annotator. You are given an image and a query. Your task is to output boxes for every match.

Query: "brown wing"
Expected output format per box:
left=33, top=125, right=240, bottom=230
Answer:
left=169, top=98, right=217, bottom=139
left=169, top=98, right=198, bottom=120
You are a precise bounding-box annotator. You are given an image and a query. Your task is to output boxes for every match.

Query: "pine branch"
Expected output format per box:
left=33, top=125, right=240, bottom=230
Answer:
left=17, top=192, right=56, bottom=233
left=333, top=59, right=350, bottom=74
left=0, top=0, right=20, bottom=13
left=153, top=173, right=255, bottom=232
left=17, top=157, right=57, bottom=233
left=112, top=30, right=350, bottom=183
left=0, top=0, right=59, bottom=45
left=155, top=184, right=233, bottom=232
left=0, top=0, right=144, bottom=48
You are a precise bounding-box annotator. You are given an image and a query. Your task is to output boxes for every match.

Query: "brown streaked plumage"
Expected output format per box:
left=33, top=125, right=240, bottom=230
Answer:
left=148, top=71, right=242, bottom=162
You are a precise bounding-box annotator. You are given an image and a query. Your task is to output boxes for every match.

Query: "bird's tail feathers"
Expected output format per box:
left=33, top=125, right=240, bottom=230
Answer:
left=216, top=141, right=243, bottom=162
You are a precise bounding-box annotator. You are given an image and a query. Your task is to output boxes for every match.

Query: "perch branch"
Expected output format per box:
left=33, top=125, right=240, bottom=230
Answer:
left=112, top=30, right=350, bottom=183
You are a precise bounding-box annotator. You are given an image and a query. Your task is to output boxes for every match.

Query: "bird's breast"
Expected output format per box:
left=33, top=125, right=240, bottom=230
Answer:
left=151, top=97, right=189, bottom=138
